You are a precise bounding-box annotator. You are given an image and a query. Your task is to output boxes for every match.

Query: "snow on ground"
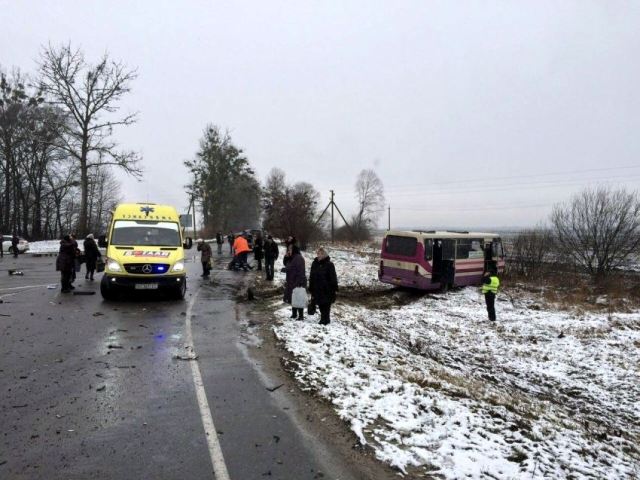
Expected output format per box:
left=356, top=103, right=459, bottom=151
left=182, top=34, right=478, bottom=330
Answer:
left=28, top=240, right=109, bottom=255
left=271, top=246, right=640, bottom=479
left=27, top=240, right=62, bottom=254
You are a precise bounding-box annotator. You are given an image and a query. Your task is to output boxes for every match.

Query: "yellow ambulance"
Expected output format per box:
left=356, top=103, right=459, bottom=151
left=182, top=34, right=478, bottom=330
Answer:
left=99, top=203, right=193, bottom=300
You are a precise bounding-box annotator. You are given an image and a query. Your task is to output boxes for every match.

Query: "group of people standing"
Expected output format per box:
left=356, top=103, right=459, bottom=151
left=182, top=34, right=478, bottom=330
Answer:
left=56, top=234, right=102, bottom=292
left=282, top=237, right=338, bottom=325
left=196, top=232, right=339, bottom=325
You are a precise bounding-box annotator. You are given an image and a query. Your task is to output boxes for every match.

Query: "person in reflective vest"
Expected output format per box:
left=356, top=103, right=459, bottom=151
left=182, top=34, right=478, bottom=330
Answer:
left=231, top=233, right=252, bottom=271
left=481, top=270, right=500, bottom=321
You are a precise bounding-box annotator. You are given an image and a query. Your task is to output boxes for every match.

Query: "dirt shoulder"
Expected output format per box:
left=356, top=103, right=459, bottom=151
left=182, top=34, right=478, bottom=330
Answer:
left=237, top=274, right=403, bottom=480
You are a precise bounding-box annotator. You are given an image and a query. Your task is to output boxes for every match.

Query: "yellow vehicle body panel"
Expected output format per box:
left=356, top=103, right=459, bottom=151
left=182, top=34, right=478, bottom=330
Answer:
left=103, top=203, right=187, bottom=283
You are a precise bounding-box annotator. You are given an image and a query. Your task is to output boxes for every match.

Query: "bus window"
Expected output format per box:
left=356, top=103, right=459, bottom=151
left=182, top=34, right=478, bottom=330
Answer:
left=456, top=238, right=483, bottom=259
left=424, top=239, right=433, bottom=261
left=385, top=235, right=417, bottom=257
left=492, top=239, right=504, bottom=258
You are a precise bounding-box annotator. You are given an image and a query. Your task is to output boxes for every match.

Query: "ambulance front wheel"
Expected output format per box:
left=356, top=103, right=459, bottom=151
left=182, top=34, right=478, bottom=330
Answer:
left=101, top=276, right=117, bottom=301
left=173, top=279, right=186, bottom=300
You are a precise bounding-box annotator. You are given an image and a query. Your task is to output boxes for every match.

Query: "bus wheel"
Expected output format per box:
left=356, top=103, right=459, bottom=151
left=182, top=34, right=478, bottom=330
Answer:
left=100, top=277, right=116, bottom=301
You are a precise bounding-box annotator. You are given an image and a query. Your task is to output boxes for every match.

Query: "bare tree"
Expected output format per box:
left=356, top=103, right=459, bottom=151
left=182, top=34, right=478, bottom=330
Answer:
left=87, top=166, right=121, bottom=234
left=507, top=226, right=553, bottom=279
left=355, top=169, right=385, bottom=229
left=39, top=44, right=141, bottom=235
left=0, top=70, right=41, bottom=233
left=262, top=169, right=321, bottom=248
left=347, top=169, right=385, bottom=240
left=551, top=186, right=640, bottom=278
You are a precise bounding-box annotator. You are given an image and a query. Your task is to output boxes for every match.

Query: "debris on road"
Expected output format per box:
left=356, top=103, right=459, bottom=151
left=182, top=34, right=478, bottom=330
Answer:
left=96, top=385, right=106, bottom=392
left=174, top=354, right=198, bottom=361
left=93, top=312, right=104, bottom=317
left=8, top=270, right=24, bottom=276
left=107, top=344, right=123, bottom=349
left=266, top=384, right=284, bottom=392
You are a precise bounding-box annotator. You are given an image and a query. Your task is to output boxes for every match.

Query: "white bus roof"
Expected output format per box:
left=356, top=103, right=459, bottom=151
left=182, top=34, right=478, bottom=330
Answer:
left=385, top=230, right=500, bottom=239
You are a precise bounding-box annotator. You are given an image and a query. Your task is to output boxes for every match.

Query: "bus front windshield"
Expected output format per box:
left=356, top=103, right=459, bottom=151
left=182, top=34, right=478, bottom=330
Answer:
left=111, top=220, right=181, bottom=247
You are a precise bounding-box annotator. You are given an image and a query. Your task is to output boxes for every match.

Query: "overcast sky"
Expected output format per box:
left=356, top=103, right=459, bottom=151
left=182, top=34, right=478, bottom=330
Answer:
left=2, top=0, right=640, bottom=229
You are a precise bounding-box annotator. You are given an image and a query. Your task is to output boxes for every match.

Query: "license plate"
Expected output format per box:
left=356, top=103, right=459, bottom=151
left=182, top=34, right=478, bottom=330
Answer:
left=135, top=284, right=158, bottom=290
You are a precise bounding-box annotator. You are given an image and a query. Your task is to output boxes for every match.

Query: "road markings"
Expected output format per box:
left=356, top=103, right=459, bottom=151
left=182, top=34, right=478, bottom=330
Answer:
left=185, top=290, right=231, bottom=480
left=0, top=283, right=52, bottom=292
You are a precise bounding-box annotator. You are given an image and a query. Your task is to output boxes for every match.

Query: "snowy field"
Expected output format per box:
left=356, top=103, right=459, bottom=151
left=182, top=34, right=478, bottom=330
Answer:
left=27, top=240, right=61, bottom=254
left=271, top=245, right=640, bottom=479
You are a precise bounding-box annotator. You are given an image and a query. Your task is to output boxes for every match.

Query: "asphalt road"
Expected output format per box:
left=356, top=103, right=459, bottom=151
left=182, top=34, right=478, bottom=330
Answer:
left=0, top=252, right=361, bottom=480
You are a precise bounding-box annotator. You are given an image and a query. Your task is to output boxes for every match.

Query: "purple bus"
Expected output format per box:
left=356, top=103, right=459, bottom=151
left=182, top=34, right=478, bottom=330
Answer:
left=379, top=230, right=505, bottom=291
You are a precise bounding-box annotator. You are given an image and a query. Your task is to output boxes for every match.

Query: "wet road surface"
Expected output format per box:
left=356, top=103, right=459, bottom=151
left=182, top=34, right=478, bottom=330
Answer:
left=0, top=253, right=358, bottom=480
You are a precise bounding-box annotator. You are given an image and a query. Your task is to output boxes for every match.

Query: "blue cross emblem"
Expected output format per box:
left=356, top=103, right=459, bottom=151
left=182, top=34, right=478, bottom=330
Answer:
left=140, top=206, right=155, bottom=217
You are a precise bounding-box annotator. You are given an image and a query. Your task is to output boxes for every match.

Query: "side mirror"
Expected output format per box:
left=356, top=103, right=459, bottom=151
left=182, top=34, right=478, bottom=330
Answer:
left=183, top=237, right=193, bottom=250
left=98, top=235, right=108, bottom=248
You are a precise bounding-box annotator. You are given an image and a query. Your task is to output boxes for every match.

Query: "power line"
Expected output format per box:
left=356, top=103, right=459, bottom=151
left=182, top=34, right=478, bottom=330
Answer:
left=393, top=202, right=553, bottom=213
left=335, top=174, right=640, bottom=198
left=328, top=165, right=640, bottom=193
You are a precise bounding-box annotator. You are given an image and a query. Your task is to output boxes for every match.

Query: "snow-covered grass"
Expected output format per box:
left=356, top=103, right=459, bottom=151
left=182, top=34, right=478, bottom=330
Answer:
left=270, top=245, right=640, bottom=479
left=28, top=240, right=109, bottom=255
left=27, top=240, right=61, bottom=254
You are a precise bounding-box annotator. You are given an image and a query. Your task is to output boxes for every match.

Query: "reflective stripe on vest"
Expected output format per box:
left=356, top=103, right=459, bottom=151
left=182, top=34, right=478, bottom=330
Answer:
left=482, top=276, right=500, bottom=294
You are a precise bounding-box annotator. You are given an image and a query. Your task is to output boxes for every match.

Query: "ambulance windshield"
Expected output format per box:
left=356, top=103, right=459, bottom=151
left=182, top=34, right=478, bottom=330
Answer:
left=111, top=220, right=181, bottom=247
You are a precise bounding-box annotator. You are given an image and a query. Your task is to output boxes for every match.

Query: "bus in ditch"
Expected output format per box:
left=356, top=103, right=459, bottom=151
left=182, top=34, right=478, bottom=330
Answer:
left=378, top=230, right=505, bottom=291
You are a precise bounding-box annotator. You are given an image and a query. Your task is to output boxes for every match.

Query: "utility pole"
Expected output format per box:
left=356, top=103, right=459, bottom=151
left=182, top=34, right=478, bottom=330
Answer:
left=191, top=196, right=197, bottom=239
left=388, top=204, right=391, bottom=231
left=331, top=190, right=335, bottom=242
left=314, top=190, right=353, bottom=243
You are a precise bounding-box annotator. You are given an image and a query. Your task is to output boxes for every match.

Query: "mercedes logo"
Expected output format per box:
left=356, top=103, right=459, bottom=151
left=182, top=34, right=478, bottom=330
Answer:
left=142, top=264, right=153, bottom=274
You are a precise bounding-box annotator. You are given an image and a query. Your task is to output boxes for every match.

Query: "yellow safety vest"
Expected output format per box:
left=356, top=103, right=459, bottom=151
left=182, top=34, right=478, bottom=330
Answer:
left=482, top=275, right=500, bottom=294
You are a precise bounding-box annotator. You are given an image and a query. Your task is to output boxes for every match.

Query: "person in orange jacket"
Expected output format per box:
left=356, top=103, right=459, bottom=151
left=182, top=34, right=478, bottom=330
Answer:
left=230, top=233, right=252, bottom=271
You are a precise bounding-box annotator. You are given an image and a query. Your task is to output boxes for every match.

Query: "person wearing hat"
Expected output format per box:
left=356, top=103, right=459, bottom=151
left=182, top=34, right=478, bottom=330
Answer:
left=83, top=233, right=101, bottom=281
left=56, top=235, right=76, bottom=293
left=196, top=238, right=212, bottom=277
left=263, top=235, right=279, bottom=280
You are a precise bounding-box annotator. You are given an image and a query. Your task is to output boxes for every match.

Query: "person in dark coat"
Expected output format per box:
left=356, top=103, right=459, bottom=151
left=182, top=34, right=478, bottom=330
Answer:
left=282, top=236, right=297, bottom=268
left=253, top=233, right=264, bottom=271
left=83, top=234, right=101, bottom=281
left=56, top=235, right=76, bottom=293
left=227, top=233, right=234, bottom=254
left=11, top=234, right=19, bottom=257
left=309, top=247, right=339, bottom=325
left=197, top=239, right=213, bottom=277
left=284, top=245, right=306, bottom=320
left=263, top=235, right=279, bottom=281
left=216, top=232, right=223, bottom=255
left=69, top=234, right=80, bottom=283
